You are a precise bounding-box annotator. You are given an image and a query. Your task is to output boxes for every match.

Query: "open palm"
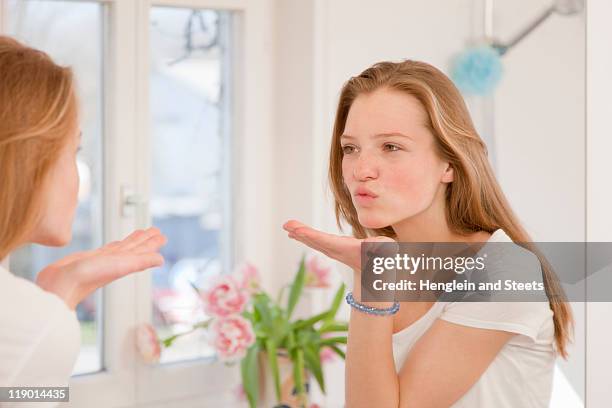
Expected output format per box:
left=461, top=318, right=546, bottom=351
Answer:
left=37, top=227, right=167, bottom=309
left=283, top=219, right=395, bottom=273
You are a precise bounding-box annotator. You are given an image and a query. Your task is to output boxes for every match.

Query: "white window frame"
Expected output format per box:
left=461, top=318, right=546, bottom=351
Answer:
left=0, top=0, right=276, bottom=406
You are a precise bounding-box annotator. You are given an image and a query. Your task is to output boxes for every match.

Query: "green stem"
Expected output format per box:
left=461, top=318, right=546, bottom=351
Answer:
left=161, top=318, right=213, bottom=348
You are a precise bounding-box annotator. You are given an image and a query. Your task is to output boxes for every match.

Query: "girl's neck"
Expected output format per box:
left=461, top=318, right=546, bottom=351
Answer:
left=392, top=213, right=491, bottom=244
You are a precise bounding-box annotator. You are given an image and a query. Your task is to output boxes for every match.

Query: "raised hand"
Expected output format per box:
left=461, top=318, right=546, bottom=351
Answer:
left=283, top=219, right=395, bottom=273
left=36, top=227, right=167, bottom=310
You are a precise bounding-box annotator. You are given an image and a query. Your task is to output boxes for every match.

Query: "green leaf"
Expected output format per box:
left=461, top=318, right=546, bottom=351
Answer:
left=287, top=330, right=297, bottom=351
left=253, top=294, right=273, bottom=329
left=297, top=328, right=320, bottom=347
left=270, top=312, right=291, bottom=344
left=303, top=345, right=325, bottom=394
left=318, top=336, right=347, bottom=346
left=293, top=348, right=305, bottom=398
left=276, top=283, right=290, bottom=305
left=291, top=310, right=330, bottom=330
left=286, top=256, right=306, bottom=319
left=240, top=344, right=260, bottom=408
left=317, top=321, right=349, bottom=334
left=328, top=344, right=346, bottom=360
left=265, top=339, right=282, bottom=402
left=326, top=282, right=346, bottom=321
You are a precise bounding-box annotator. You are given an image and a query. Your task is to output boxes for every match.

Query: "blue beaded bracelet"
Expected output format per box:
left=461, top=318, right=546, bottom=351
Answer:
left=345, top=292, right=400, bottom=316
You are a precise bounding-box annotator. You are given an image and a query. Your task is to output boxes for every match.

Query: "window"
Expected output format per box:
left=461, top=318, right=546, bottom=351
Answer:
left=149, top=6, right=234, bottom=364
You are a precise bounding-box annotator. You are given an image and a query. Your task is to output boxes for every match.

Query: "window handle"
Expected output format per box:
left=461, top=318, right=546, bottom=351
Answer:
left=121, top=185, right=148, bottom=218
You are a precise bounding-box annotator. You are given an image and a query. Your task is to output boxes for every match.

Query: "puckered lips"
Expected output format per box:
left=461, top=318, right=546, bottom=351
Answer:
left=353, top=185, right=378, bottom=206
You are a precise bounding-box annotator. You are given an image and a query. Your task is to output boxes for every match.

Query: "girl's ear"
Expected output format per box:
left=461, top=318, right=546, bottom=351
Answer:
left=441, top=163, right=454, bottom=183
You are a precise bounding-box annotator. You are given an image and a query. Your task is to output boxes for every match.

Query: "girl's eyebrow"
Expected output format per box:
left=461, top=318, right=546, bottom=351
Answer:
left=341, top=132, right=414, bottom=141
left=374, top=132, right=413, bottom=140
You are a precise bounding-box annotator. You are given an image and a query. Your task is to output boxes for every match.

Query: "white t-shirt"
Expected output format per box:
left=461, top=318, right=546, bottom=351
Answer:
left=0, top=265, right=80, bottom=407
left=392, top=229, right=556, bottom=407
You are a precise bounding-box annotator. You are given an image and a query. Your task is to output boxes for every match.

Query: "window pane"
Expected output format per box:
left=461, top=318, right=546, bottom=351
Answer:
left=6, top=0, right=105, bottom=376
left=149, top=7, right=233, bottom=363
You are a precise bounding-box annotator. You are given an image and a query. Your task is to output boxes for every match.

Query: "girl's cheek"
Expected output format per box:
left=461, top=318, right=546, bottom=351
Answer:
left=386, top=166, right=412, bottom=188
left=342, top=161, right=353, bottom=184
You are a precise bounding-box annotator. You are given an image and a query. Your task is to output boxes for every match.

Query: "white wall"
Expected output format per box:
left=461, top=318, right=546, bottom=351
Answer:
left=585, top=1, right=612, bottom=406
left=273, top=0, right=587, bottom=406
left=493, top=0, right=586, bottom=404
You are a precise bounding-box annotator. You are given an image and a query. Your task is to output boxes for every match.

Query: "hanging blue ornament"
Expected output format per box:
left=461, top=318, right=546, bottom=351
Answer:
left=450, top=45, right=503, bottom=96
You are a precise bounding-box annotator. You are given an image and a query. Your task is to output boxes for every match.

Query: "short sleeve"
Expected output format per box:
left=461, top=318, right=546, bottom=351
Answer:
left=439, top=301, right=554, bottom=342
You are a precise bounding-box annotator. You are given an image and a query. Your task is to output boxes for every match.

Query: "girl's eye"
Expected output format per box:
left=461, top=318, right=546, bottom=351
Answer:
left=383, top=143, right=400, bottom=152
left=342, top=145, right=356, bottom=154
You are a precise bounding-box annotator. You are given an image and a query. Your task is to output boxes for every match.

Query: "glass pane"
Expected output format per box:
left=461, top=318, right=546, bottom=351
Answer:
left=6, top=0, right=105, bottom=375
left=149, top=7, right=233, bottom=363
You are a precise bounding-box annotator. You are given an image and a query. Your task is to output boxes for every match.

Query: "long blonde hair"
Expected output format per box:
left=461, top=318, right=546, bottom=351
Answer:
left=0, top=35, right=78, bottom=260
left=328, top=60, right=573, bottom=359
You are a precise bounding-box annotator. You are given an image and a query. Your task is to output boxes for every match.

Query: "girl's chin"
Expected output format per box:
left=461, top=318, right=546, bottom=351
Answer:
left=357, top=215, right=390, bottom=230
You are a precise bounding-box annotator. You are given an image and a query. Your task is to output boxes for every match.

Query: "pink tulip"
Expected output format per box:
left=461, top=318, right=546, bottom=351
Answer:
left=211, top=315, right=255, bottom=361
left=233, top=383, right=247, bottom=402
left=234, top=262, right=260, bottom=294
left=305, top=255, right=332, bottom=288
left=201, top=275, right=248, bottom=318
left=320, top=347, right=336, bottom=364
left=136, top=323, right=161, bottom=364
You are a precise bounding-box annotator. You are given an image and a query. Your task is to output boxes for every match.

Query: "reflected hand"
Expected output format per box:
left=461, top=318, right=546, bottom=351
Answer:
left=37, top=227, right=167, bottom=310
left=283, top=219, right=395, bottom=274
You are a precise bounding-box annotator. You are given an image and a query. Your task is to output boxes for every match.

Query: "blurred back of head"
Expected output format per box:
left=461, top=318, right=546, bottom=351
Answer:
left=0, top=35, right=78, bottom=259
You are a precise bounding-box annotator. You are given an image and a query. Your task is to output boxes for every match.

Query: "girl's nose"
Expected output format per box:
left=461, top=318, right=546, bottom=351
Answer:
left=352, top=154, right=378, bottom=181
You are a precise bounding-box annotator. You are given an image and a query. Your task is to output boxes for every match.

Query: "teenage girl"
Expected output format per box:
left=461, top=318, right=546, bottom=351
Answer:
left=284, top=60, right=572, bottom=407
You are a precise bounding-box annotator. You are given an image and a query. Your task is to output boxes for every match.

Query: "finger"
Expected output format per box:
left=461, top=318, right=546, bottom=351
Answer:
left=104, top=240, right=123, bottom=251
left=292, top=226, right=347, bottom=255
left=106, top=253, right=165, bottom=281
left=119, top=229, right=146, bottom=244
left=289, top=228, right=353, bottom=261
left=283, top=219, right=309, bottom=233
left=122, top=227, right=162, bottom=251
left=126, top=253, right=165, bottom=271
left=102, top=229, right=145, bottom=253
left=131, top=233, right=168, bottom=255
left=289, top=231, right=363, bottom=271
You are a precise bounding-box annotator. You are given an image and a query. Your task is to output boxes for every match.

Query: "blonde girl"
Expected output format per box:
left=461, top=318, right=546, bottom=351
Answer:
left=284, top=60, right=572, bottom=407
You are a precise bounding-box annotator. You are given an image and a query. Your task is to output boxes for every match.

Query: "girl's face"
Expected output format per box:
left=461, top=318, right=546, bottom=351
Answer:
left=29, top=128, right=81, bottom=247
left=341, top=87, right=453, bottom=230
